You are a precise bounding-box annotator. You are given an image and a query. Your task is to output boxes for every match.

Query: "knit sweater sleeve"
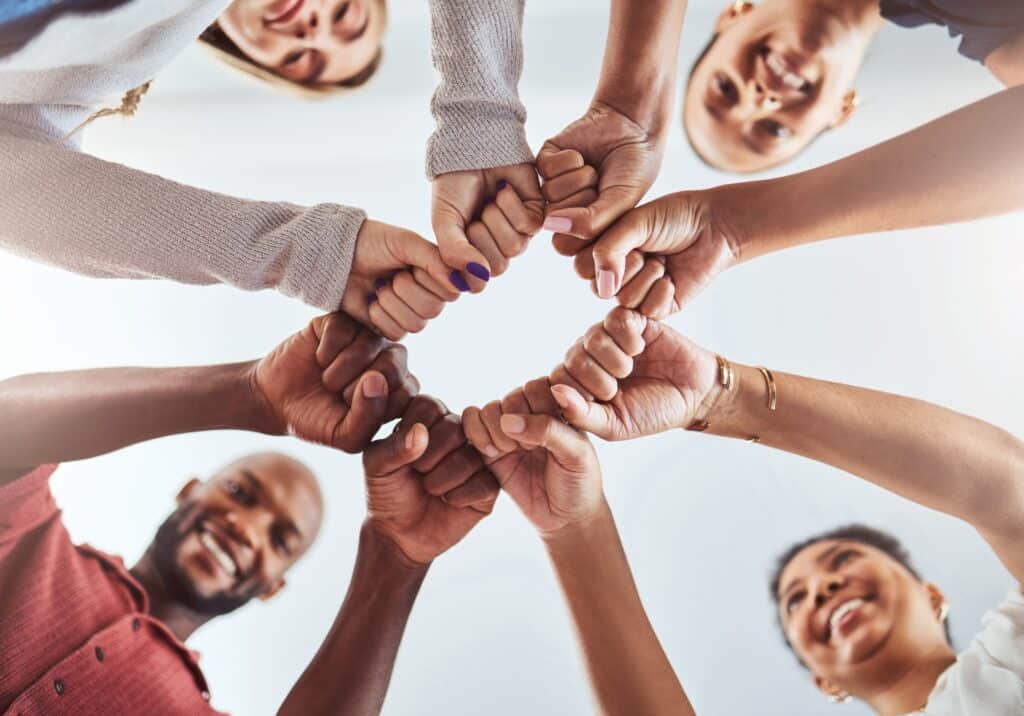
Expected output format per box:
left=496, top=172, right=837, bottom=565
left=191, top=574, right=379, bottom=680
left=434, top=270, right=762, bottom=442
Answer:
left=0, top=129, right=365, bottom=313
left=426, top=0, right=533, bottom=178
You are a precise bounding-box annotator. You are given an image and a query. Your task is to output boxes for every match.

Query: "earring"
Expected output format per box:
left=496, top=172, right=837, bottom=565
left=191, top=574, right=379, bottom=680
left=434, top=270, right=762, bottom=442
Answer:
left=730, top=1, right=754, bottom=17
left=828, top=691, right=853, bottom=705
left=938, top=602, right=950, bottom=622
left=842, top=89, right=859, bottom=112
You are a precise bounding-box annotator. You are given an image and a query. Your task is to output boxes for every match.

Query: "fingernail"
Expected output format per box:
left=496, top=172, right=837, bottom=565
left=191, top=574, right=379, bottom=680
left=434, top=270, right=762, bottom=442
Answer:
left=596, top=270, right=617, bottom=299
left=496, top=180, right=508, bottom=191
left=450, top=271, right=470, bottom=292
left=482, top=444, right=499, bottom=458
left=363, top=373, right=387, bottom=398
left=500, top=414, right=526, bottom=434
left=405, top=429, right=416, bottom=450
left=367, top=293, right=377, bottom=305
left=544, top=216, right=572, bottom=233
left=466, top=262, right=490, bottom=281
left=551, top=386, right=571, bottom=410
left=374, top=277, right=388, bottom=291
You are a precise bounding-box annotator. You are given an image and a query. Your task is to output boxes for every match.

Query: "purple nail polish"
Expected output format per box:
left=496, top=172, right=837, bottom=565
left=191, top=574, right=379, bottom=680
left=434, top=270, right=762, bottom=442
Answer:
left=367, top=294, right=377, bottom=305
left=374, top=277, right=388, bottom=291
left=496, top=179, right=508, bottom=191
left=450, top=271, right=470, bottom=292
left=466, top=262, right=491, bottom=281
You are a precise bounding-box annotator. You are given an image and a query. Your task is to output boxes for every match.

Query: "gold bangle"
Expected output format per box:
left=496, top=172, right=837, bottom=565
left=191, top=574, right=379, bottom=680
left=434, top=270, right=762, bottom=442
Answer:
left=756, top=366, right=777, bottom=411
left=686, top=355, right=733, bottom=431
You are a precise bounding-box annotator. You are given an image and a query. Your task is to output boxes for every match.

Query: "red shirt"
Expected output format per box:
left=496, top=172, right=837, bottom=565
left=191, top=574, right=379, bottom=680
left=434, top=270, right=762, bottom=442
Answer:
left=0, top=466, right=227, bottom=715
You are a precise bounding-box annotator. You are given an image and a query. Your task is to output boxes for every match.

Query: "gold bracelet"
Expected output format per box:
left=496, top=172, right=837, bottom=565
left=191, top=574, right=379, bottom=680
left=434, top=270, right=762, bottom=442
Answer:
left=756, top=366, right=777, bottom=411
left=686, top=355, right=733, bottom=432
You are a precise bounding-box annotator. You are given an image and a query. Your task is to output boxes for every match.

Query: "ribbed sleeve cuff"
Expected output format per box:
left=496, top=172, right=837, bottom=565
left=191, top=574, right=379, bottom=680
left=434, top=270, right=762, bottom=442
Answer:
left=277, top=204, right=365, bottom=313
left=426, top=111, right=533, bottom=177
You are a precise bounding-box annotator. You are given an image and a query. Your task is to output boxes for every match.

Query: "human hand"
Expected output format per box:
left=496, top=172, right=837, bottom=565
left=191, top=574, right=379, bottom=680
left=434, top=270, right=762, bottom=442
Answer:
left=570, top=190, right=743, bottom=317
left=364, top=395, right=500, bottom=567
left=252, top=312, right=419, bottom=453
left=538, top=102, right=666, bottom=250
left=548, top=307, right=722, bottom=441
left=432, top=163, right=544, bottom=291
left=343, top=219, right=461, bottom=341
left=463, top=379, right=603, bottom=536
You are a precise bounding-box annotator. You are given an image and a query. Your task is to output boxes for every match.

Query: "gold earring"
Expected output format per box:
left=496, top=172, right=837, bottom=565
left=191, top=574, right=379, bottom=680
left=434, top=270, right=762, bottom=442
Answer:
left=842, top=89, right=859, bottom=112
left=829, top=691, right=853, bottom=704
left=730, top=1, right=754, bottom=17
left=938, top=602, right=950, bottom=622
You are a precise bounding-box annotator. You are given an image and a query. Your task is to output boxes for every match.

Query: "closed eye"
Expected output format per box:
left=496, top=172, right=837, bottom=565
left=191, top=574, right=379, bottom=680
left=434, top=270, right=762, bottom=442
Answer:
left=281, top=50, right=306, bottom=67
left=786, top=590, right=805, bottom=615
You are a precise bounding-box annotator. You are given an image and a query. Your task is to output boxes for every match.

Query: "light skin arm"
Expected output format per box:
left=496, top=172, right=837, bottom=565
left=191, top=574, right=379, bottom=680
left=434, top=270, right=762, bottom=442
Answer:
left=588, top=86, right=1024, bottom=314
left=545, top=501, right=696, bottom=716
left=0, top=313, right=416, bottom=484
left=986, top=30, right=1024, bottom=87
left=549, top=308, right=1024, bottom=585
left=705, top=364, right=1024, bottom=584
left=463, top=388, right=693, bottom=716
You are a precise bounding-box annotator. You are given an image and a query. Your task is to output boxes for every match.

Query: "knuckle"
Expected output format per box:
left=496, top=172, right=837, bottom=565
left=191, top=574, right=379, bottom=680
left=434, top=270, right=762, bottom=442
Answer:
left=581, top=165, right=599, bottom=187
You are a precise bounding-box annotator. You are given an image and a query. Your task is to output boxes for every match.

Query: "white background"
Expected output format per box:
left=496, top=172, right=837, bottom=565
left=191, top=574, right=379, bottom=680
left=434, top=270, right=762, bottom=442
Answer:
left=2, top=2, right=1022, bottom=715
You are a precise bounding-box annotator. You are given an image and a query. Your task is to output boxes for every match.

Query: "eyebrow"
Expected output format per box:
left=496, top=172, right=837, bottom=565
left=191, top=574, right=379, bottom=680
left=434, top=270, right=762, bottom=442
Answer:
left=242, top=469, right=304, bottom=542
left=779, top=543, right=844, bottom=602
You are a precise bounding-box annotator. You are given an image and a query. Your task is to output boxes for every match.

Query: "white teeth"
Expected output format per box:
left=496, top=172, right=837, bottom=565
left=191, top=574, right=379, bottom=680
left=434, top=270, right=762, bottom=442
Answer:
left=765, top=53, right=806, bottom=90
left=829, top=598, right=865, bottom=635
left=200, top=530, right=237, bottom=577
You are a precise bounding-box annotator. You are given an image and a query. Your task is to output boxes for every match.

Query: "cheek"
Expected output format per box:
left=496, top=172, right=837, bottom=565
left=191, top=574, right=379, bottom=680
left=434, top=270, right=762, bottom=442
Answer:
left=220, top=5, right=287, bottom=63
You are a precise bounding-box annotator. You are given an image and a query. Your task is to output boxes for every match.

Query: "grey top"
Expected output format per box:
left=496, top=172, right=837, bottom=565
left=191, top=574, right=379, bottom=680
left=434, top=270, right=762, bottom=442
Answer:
left=881, top=0, right=1024, bottom=63
left=426, top=0, right=534, bottom=178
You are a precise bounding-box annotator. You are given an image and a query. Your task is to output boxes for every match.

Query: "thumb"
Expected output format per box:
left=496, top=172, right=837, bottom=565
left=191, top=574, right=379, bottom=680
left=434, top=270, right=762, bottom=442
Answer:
left=543, top=184, right=642, bottom=244
left=388, top=228, right=468, bottom=299
left=590, top=208, right=653, bottom=299
left=334, top=371, right=390, bottom=453
left=363, top=422, right=430, bottom=477
left=498, top=413, right=592, bottom=473
left=432, top=209, right=492, bottom=290
left=549, top=385, right=617, bottom=439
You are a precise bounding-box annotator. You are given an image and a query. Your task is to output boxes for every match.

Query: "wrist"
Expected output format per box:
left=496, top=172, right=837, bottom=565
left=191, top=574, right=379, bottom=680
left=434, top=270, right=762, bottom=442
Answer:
left=243, top=361, right=287, bottom=436
left=540, top=497, right=613, bottom=551
left=358, top=520, right=432, bottom=583
left=701, top=363, right=775, bottom=442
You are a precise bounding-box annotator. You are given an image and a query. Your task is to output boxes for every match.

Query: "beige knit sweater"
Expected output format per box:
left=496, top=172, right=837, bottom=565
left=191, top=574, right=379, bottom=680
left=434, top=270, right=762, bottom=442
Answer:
left=0, top=0, right=528, bottom=312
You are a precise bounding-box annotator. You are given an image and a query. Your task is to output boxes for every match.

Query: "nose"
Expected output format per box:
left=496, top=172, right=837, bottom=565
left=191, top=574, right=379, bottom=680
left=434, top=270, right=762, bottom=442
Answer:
left=223, top=511, right=256, bottom=549
left=729, top=79, right=780, bottom=121
left=813, top=575, right=845, bottom=607
left=293, top=7, right=324, bottom=41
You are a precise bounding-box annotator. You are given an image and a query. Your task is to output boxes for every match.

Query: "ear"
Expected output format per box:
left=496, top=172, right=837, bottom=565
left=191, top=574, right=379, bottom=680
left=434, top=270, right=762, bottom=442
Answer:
left=715, top=1, right=755, bottom=33
left=176, top=477, right=201, bottom=506
left=829, top=90, right=858, bottom=128
left=924, top=582, right=948, bottom=620
left=814, top=674, right=849, bottom=703
left=259, top=578, right=286, bottom=602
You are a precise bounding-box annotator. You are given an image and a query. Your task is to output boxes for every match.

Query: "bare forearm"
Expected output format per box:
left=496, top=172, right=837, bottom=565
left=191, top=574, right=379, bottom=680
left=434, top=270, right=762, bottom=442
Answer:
left=0, top=362, right=273, bottom=476
left=593, top=0, right=688, bottom=133
left=986, top=31, right=1024, bottom=87
left=279, top=522, right=427, bottom=716
left=707, top=364, right=1024, bottom=538
left=725, top=86, right=1024, bottom=261
left=544, top=500, right=694, bottom=716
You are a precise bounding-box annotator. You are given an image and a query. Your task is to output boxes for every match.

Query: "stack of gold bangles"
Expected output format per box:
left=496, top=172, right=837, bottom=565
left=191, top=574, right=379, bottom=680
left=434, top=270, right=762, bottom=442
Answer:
left=686, top=355, right=777, bottom=439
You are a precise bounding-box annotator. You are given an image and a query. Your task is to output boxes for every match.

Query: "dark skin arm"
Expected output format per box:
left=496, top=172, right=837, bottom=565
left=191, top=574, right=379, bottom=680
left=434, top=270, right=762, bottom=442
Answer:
left=0, top=312, right=417, bottom=485
left=279, top=396, right=499, bottom=715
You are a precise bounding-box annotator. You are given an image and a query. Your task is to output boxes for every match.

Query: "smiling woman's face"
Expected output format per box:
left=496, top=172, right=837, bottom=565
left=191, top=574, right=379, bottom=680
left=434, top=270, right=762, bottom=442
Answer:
left=776, top=539, right=949, bottom=699
left=218, top=0, right=386, bottom=85
left=683, top=0, right=873, bottom=172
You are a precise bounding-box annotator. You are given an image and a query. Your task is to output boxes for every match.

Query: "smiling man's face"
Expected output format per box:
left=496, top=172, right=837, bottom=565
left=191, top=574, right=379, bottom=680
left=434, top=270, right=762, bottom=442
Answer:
left=149, top=453, right=323, bottom=617
left=776, top=539, right=948, bottom=699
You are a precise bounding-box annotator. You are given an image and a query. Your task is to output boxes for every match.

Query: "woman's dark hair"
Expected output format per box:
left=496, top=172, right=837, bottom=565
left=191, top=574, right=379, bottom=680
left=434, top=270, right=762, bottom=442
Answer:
left=769, top=524, right=952, bottom=664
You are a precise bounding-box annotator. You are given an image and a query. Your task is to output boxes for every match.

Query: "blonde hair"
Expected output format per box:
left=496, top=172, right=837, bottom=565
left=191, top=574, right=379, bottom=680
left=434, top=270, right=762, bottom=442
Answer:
left=65, top=80, right=153, bottom=139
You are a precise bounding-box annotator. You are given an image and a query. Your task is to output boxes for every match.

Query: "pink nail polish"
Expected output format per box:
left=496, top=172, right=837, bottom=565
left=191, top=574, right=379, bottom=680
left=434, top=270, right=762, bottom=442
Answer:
left=543, top=216, right=572, bottom=233
left=596, top=270, right=617, bottom=299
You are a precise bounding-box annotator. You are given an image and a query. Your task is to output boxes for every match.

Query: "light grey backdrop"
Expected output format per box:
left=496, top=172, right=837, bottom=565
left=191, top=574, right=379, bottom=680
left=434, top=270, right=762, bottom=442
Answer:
left=1, top=2, right=1020, bottom=715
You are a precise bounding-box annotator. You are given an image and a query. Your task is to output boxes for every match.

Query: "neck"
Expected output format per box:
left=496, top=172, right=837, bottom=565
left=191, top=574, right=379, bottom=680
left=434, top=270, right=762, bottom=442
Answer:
left=130, top=549, right=214, bottom=642
left=861, top=644, right=957, bottom=716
